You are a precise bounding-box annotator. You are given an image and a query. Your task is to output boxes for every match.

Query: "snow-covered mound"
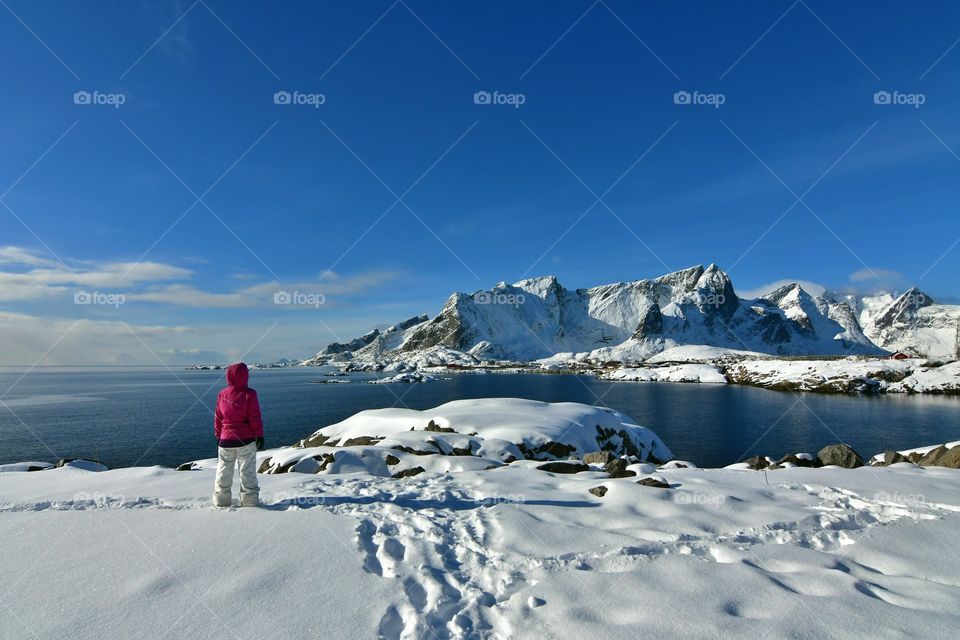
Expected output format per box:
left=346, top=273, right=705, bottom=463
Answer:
left=599, top=364, right=726, bottom=384
left=266, top=399, right=673, bottom=473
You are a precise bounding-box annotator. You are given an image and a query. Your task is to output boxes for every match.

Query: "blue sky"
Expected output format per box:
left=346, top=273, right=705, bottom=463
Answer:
left=1, top=0, right=959, bottom=364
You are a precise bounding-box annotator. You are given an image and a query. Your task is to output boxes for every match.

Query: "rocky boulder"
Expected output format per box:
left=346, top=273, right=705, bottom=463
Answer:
left=919, top=445, right=960, bottom=468
left=583, top=451, right=616, bottom=465
left=881, top=450, right=908, bottom=466
left=778, top=453, right=815, bottom=468
left=815, top=444, right=864, bottom=469
left=604, top=458, right=636, bottom=478
left=637, top=477, right=670, bottom=489
left=537, top=461, right=590, bottom=474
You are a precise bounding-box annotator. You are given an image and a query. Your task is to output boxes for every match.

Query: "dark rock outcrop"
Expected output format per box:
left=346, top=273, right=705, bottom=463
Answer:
left=604, top=458, right=636, bottom=478
left=392, top=466, right=426, bottom=479
left=778, top=453, right=815, bottom=468
left=744, top=455, right=770, bottom=470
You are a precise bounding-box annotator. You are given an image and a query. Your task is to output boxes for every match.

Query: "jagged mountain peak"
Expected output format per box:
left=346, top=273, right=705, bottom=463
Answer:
left=306, top=266, right=960, bottom=365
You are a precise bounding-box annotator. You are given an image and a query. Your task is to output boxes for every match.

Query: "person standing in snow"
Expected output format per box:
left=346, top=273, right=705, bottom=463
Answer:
left=213, top=362, right=264, bottom=507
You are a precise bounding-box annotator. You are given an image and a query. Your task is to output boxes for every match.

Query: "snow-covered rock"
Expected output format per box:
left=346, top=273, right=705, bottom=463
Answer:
left=888, top=360, right=960, bottom=394
left=273, top=399, right=673, bottom=471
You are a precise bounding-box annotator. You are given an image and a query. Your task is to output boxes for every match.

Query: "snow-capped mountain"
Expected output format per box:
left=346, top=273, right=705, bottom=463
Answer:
left=841, top=288, right=960, bottom=357
left=304, top=265, right=960, bottom=366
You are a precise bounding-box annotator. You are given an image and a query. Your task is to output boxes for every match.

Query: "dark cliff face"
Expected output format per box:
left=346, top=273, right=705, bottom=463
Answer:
left=873, top=288, right=934, bottom=330
left=400, top=296, right=469, bottom=353
left=321, top=329, right=381, bottom=355
left=632, top=303, right=663, bottom=340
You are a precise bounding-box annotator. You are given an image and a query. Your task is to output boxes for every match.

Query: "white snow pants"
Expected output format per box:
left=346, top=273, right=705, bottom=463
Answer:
left=214, top=441, right=260, bottom=507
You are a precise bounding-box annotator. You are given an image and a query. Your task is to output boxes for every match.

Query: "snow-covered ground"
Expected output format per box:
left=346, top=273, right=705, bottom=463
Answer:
left=644, top=344, right=769, bottom=363
left=726, top=358, right=960, bottom=394
left=369, top=372, right=440, bottom=384
left=599, top=363, right=727, bottom=384
left=3, top=457, right=960, bottom=638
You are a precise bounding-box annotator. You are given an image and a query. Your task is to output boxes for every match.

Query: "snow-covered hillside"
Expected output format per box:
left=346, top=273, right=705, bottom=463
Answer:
left=303, top=265, right=960, bottom=369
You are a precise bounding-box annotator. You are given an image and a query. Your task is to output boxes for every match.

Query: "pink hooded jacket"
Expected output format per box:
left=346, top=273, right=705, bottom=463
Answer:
left=214, top=362, right=264, bottom=447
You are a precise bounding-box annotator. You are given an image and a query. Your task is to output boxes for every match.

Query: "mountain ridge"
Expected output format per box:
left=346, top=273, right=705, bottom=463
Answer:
left=304, top=265, right=960, bottom=366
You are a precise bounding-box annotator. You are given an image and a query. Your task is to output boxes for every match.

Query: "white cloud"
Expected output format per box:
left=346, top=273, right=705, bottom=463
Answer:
left=848, top=268, right=903, bottom=283
left=126, top=285, right=254, bottom=308
left=842, top=268, right=910, bottom=295
left=0, top=245, right=401, bottom=308
left=0, top=246, right=61, bottom=268
left=0, top=246, right=193, bottom=301
left=0, top=311, right=196, bottom=365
